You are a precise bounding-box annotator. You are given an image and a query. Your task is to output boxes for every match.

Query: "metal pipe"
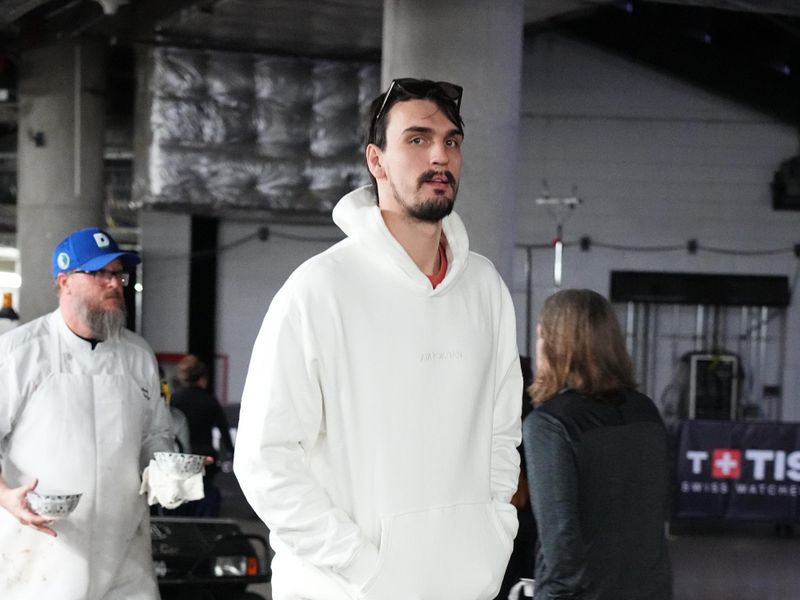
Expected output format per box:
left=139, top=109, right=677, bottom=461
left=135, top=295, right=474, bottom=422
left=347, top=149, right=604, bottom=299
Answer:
left=758, top=306, right=769, bottom=418
left=694, top=305, right=705, bottom=351
left=525, top=246, right=533, bottom=357
left=748, top=306, right=759, bottom=406
left=553, top=224, right=563, bottom=287
left=776, top=310, right=787, bottom=421
left=74, top=44, right=82, bottom=199
left=626, top=301, right=635, bottom=358
left=636, top=303, right=647, bottom=389
left=646, top=303, right=658, bottom=400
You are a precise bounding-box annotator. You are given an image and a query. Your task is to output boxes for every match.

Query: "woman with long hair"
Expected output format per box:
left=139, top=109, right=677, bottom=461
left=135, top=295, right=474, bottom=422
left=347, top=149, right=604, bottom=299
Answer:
left=523, top=289, right=672, bottom=600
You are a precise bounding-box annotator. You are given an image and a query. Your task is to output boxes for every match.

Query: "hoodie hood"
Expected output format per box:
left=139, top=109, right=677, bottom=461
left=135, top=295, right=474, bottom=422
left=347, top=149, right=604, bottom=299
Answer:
left=331, top=185, right=471, bottom=294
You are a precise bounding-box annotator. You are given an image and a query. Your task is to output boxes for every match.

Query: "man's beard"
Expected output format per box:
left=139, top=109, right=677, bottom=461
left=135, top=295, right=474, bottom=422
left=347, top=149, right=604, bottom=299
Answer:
left=392, top=170, right=458, bottom=223
left=407, top=197, right=455, bottom=223
left=76, top=300, right=127, bottom=340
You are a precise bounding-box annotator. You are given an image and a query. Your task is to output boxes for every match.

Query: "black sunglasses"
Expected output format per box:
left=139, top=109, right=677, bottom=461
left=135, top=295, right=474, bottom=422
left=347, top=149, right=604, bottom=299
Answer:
left=374, top=78, right=463, bottom=124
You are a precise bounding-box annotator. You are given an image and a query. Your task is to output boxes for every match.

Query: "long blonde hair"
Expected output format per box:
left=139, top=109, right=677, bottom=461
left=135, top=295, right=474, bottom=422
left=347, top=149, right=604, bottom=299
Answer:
left=531, top=289, right=635, bottom=405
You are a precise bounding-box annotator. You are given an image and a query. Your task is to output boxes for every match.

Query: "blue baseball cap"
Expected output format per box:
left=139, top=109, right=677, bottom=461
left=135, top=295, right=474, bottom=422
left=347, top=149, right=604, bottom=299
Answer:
left=52, top=227, right=141, bottom=278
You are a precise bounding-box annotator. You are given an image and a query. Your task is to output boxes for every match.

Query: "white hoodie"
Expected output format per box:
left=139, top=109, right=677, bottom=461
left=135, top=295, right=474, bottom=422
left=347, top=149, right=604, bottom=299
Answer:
left=234, top=186, right=522, bottom=600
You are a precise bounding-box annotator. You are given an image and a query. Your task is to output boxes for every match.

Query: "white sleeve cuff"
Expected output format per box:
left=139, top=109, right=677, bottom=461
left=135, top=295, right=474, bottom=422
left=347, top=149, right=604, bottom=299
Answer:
left=337, top=542, right=380, bottom=588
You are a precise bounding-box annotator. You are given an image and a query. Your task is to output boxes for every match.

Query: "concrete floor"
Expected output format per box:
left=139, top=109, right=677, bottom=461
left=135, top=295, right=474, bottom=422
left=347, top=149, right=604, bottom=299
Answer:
left=229, top=518, right=800, bottom=600
left=669, top=521, right=800, bottom=600
left=216, top=471, right=800, bottom=600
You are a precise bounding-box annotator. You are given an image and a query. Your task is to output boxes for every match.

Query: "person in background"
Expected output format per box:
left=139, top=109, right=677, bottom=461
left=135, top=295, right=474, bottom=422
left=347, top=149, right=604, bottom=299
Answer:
left=0, top=292, right=19, bottom=335
left=0, top=226, right=174, bottom=599
left=149, top=366, right=192, bottom=519
left=235, top=78, right=522, bottom=600
left=523, top=289, right=672, bottom=600
left=159, top=364, right=191, bottom=453
left=171, top=353, right=234, bottom=516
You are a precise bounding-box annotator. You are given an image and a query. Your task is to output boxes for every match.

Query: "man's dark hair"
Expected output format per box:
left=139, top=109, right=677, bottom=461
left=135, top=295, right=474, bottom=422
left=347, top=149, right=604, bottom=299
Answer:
left=177, top=354, right=209, bottom=386
left=363, top=78, right=465, bottom=196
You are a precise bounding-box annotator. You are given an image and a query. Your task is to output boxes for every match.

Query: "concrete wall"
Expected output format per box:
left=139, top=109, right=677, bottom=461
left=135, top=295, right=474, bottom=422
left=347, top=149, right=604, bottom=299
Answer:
left=141, top=211, right=192, bottom=353
left=209, top=31, right=800, bottom=420
left=217, top=223, right=341, bottom=406
left=511, top=33, right=799, bottom=419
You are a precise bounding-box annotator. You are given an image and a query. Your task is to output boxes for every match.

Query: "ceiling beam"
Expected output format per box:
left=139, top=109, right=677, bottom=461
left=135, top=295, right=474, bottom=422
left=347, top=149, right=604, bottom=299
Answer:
left=654, top=0, right=800, bottom=18
left=0, top=0, right=53, bottom=27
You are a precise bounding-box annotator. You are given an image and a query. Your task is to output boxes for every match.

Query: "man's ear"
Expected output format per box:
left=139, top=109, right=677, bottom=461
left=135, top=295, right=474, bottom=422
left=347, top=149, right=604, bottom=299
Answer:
left=366, top=144, right=385, bottom=179
left=55, top=272, right=70, bottom=293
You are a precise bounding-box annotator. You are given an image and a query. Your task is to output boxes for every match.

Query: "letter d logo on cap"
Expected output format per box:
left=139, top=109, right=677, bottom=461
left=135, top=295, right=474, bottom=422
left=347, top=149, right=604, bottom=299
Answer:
left=93, top=232, right=110, bottom=248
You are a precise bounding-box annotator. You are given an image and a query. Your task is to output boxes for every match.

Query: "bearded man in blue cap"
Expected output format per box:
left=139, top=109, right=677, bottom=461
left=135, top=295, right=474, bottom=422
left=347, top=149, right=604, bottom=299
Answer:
left=0, top=227, right=174, bottom=600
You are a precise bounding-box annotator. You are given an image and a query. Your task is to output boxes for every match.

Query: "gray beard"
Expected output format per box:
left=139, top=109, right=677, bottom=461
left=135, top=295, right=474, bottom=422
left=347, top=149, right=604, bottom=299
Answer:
left=77, top=303, right=127, bottom=340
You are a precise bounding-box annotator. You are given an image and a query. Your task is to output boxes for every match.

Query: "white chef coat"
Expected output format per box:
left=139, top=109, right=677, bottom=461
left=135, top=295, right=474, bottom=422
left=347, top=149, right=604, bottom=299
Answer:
left=0, top=310, right=173, bottom=599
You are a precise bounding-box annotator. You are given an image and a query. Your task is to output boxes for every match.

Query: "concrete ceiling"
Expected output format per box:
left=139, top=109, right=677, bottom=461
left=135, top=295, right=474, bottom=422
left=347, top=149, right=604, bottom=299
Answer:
left=0, top=1, right=797, bottom=124
left=0, top=0, right=798, bottom=236
left=2, top=1, right=797, bottom=53
left=0, top=0, right=616, bottom=56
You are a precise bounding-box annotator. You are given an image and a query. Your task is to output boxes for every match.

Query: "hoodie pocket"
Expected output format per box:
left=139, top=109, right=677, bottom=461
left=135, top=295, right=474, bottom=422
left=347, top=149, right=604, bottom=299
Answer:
left=360, top=502, right=512, bottom=600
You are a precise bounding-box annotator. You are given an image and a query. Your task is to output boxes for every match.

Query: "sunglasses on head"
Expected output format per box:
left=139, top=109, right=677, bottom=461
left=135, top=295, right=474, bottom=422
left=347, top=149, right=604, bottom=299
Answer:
left=374, top=78, right=463, bottom=125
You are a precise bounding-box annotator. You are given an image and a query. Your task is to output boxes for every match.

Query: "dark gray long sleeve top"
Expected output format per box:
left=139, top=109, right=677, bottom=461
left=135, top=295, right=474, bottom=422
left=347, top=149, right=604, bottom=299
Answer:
left=523, top=388, right=673, bottom=600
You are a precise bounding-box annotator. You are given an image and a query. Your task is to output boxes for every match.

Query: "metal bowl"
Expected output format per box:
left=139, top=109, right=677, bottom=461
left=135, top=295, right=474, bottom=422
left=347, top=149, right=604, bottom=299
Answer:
left=27, top=490, right=82, bottom=520
left=154, top=452, right=206, bottom=477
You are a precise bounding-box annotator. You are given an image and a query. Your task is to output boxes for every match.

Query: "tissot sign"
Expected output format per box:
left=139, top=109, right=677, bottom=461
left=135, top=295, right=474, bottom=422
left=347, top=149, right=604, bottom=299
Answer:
left=674, top=420, right=800, bottom=520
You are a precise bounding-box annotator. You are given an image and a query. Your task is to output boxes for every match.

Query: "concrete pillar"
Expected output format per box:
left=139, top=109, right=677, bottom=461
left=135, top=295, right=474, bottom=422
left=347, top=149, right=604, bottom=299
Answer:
left=382, top=0, right=524, bottom=282
left=140, top=210, right=192, bottom=354
left=16, top=40, right=107, bottom=322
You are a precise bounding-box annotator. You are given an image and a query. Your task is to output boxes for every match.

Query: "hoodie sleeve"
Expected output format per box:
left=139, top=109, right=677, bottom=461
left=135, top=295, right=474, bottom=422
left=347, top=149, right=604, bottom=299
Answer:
left=490, top=283, right=523, bottom=539
left=233, top=286, right=379, bottom=588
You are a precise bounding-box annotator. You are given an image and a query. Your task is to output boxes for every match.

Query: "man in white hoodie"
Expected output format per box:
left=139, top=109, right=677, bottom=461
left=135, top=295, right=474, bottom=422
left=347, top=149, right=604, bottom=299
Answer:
left=235, top=78, right=523, bottom=600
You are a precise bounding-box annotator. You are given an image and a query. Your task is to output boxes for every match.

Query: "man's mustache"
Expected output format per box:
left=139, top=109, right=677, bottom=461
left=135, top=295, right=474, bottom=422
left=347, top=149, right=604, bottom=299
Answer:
left=417, top=170, right=456, bottom=189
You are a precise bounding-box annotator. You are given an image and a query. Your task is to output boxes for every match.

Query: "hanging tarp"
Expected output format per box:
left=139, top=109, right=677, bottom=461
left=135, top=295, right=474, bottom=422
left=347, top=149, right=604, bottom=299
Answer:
left=137, top=47, right=378, bottom=215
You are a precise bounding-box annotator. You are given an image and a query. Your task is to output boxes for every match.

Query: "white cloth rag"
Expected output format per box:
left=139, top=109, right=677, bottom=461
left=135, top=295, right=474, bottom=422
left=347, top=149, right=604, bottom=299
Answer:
left=139, top=459, right=205, bottom=509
